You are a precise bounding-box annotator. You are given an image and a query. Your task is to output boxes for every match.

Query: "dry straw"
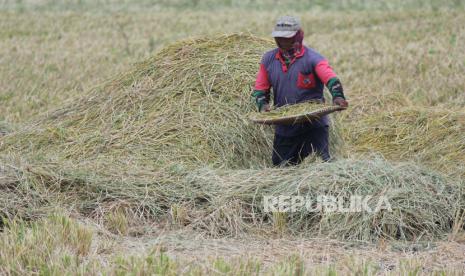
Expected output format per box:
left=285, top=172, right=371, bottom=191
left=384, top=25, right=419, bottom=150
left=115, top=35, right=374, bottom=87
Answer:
left=0, top=34, right=463, bottom=241
left=2, top=34, right=277, bottom=169
left=1, top=155, right=462, bottom=241
left=346, top=107, right=465, bottom=178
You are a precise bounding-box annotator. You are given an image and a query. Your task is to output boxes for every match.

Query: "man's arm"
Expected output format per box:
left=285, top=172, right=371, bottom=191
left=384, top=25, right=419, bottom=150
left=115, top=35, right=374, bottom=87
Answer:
left=251, top=63, right=271, bottom=112
left=315, top=60, right=348, bottom=107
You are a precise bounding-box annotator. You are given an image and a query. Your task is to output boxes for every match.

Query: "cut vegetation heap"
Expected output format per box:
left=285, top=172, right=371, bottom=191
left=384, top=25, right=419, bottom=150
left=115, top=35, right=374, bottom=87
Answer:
left=2, top=34, right=276, bottom=169
left=347, top=107, right=465, bottom=179
left=0, top=34, right=463, bottom=241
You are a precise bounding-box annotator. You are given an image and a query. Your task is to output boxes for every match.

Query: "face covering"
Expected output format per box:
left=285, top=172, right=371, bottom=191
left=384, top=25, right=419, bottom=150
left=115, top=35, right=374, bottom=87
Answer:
left=276, top=29, right=304, bottom=59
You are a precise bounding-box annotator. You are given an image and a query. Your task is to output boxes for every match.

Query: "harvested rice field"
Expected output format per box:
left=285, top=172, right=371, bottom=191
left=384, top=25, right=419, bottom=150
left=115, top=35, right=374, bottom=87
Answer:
left=0, top=0, right=464, bottom=275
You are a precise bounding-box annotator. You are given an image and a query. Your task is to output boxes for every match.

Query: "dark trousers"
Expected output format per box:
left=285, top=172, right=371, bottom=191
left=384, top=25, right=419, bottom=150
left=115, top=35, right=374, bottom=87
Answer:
left=272, top=127, right=330, bottom=166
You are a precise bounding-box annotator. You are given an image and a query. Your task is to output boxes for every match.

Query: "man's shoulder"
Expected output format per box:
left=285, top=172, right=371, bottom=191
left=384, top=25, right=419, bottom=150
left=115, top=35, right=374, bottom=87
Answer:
left=263, top=48, right=279, bottom=56
left=304, top=46, right=325, bottom=61
left=260, top=48, right=279, bottom=64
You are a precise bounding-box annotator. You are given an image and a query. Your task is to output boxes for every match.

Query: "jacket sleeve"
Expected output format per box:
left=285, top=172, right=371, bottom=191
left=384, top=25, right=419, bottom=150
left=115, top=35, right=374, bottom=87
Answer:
left=314, top=60, right=337, bottom=85
left=254, top=63, right=271, bottom=91
left=315, top=59, right=345, bottom=99
left=252, top=62, right=271, bottom=105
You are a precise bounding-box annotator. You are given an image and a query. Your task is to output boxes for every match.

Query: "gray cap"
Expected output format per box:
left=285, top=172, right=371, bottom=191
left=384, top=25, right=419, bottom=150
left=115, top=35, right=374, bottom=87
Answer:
left=271, top=16, right=301, bottom=38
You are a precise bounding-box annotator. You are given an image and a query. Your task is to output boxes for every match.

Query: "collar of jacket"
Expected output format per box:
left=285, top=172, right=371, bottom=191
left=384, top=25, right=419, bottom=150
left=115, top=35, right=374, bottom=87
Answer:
left=275, top=46, right=305, bottom=73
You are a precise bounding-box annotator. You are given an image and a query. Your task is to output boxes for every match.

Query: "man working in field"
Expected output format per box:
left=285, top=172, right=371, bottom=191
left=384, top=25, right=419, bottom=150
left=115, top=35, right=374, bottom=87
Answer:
left=252, top=16, right=348, bottom=166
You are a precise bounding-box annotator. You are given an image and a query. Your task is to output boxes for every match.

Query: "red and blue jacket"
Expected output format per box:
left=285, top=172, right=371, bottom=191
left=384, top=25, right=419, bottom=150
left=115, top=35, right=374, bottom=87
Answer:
left=254, top=46, right=338, bottom=137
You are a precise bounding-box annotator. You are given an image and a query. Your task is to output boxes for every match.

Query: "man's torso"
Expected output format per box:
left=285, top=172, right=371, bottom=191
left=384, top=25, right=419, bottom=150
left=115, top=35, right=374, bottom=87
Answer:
left=261, top=46, right=329, bottom=136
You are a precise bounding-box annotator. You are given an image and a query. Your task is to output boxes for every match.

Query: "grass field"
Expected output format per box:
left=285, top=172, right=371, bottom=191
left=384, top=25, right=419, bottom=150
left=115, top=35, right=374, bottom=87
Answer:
left=1, top=0, right=465, bottom=274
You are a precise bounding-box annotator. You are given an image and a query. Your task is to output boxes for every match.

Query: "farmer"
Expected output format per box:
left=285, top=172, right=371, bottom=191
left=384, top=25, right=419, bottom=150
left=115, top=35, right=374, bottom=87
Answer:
left=252, top=16, right=348, bottom=166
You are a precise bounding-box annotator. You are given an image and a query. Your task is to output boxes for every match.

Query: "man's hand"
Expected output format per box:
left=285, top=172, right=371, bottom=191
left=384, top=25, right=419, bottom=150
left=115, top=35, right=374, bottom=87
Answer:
left=252, top=90, right=270, bottom=112
left=260, top=103, right=271, bottom=112
left=333, top=97, right=348, bottom=108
